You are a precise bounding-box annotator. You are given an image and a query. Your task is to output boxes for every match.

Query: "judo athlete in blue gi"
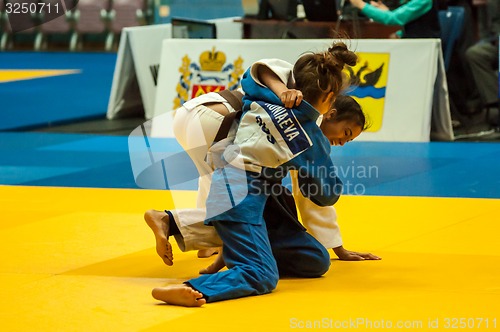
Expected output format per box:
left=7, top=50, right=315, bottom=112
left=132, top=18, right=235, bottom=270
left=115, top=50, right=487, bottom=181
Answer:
left=151, top=42, right=360, bottom=307
left=144, top=96, right=375, bottom=274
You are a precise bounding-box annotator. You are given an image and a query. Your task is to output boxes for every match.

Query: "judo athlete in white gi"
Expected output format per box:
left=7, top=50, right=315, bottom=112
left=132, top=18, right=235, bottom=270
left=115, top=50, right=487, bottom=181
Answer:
left=150, top=42, right=368, bottom=307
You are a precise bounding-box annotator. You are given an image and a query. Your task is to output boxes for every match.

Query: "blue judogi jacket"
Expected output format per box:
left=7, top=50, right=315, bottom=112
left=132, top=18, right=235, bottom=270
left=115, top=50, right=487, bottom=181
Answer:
left=204, top=68, right=342, bottom=225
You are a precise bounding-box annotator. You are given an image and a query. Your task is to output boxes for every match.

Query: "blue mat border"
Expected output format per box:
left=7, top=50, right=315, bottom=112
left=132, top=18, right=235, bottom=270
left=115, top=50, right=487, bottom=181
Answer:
left=1, top=132, right=499, bottom=199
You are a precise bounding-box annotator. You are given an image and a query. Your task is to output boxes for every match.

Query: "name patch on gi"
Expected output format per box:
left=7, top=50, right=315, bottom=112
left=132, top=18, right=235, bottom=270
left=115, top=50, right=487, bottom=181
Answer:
left=256, top=101, right=311, bottom=155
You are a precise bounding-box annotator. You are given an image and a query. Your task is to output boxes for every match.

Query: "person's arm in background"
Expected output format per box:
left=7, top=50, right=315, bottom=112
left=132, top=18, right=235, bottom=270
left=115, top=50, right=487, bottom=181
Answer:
left=350, top=0, right=432, bottom=26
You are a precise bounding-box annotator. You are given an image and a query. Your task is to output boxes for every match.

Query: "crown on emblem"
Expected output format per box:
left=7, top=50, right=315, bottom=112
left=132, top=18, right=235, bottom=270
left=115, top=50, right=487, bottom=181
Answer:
left=200, top=47, right=226, bottom=71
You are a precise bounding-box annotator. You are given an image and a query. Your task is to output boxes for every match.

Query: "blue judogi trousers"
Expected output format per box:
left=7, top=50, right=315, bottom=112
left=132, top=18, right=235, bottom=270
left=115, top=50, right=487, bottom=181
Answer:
left=186, top=185, right=331, bottom=303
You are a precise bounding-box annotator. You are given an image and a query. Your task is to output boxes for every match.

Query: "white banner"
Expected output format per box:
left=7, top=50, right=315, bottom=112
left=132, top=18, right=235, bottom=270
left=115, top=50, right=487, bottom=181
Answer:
left=107, top=24, right=172, bottom=120
left=151, top=39, right=452, bottom=142
left=107, top=19, right=243, bottom=120
left=209, top=16, right=243, bottom=39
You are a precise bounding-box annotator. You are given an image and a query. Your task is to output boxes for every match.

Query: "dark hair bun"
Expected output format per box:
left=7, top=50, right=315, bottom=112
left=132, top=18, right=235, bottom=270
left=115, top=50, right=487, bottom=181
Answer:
left=327, top=42, right=357, bottom=68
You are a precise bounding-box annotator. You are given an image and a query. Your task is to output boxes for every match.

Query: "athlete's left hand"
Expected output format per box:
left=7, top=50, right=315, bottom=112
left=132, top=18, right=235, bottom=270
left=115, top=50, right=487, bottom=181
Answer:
left=333, top=246, right=381, bottom=261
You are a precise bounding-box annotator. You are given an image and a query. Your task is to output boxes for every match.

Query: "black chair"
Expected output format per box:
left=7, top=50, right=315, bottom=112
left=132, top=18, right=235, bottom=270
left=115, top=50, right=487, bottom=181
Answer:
left=439, top=6, right=465, bottom=71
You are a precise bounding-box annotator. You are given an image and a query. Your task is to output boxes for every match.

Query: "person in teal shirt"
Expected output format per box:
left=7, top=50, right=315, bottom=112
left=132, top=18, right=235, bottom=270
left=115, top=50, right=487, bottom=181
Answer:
left=349, top=0, right=441, bottom=38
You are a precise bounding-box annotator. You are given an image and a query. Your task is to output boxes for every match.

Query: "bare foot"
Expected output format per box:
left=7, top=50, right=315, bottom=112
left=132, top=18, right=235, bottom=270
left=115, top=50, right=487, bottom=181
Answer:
left=197, top=247, right=220, bottom=258
left=199, top=251, right=226, bottom=274
left=144, top=209, right=173, bottom=266
left=152, top=284, right=206, bottom=307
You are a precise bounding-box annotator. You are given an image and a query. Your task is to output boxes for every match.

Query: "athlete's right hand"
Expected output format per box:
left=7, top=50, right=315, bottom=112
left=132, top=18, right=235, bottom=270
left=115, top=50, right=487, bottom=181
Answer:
left=280, top=89, right=303, bottom=108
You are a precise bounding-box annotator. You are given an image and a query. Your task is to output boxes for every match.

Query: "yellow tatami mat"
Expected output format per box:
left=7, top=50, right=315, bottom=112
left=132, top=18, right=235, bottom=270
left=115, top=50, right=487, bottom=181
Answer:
left=1, top=185, right=499, bottom=331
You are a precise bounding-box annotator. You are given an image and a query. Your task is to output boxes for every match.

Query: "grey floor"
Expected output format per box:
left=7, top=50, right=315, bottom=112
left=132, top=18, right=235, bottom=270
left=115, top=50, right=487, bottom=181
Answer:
left=452, top=107, right=500, bottom=142
left=33, top=116, right=146, bottom=136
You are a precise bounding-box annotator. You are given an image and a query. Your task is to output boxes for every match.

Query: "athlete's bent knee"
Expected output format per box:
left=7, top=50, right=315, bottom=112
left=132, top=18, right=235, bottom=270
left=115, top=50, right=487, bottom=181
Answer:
left=251, top=268, right=279, bottom=294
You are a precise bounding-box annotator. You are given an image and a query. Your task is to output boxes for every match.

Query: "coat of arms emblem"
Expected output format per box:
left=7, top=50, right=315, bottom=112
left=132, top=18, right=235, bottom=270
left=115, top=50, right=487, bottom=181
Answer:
left=173, top=47, right=244, bottom=109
